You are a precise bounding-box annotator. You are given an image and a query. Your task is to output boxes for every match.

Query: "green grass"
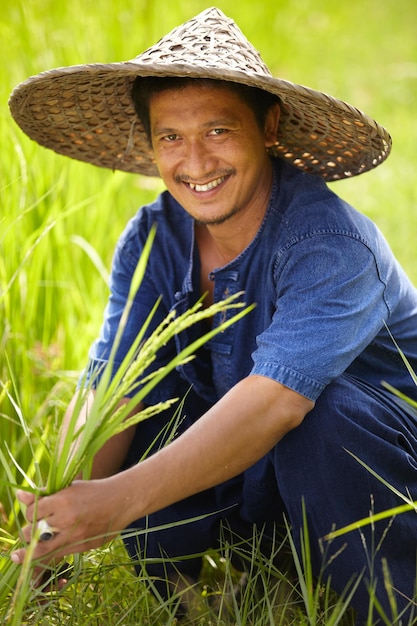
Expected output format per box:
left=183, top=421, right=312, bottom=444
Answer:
left=1, top=0, right=417, bottom=623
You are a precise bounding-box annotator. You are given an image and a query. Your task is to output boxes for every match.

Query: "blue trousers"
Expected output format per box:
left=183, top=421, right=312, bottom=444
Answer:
left=123, top=375, right=417, bottom=624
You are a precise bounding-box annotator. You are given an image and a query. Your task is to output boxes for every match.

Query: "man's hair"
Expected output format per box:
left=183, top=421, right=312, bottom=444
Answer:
left=131, top=76, right=280, bottom=144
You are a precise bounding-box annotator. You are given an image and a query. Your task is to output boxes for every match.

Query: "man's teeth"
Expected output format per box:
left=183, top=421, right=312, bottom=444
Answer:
left=188, top=176, right=226, bottom=192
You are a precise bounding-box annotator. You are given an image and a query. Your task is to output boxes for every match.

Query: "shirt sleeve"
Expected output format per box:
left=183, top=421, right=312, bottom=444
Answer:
left=250, top=232, right=390, bottom=401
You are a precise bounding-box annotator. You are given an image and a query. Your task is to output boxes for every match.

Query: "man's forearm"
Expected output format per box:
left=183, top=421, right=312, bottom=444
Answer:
left=111, top=375, right=314, bottom=526
left=59, top=390, right=140, bottom=479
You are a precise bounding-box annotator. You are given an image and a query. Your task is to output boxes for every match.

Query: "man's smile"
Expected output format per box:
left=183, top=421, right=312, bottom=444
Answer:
left=187, top=175, right=227, bottom=193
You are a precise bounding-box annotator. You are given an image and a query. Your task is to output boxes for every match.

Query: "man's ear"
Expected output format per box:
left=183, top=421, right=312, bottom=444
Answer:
left=264, top=103, right=280, bottom=147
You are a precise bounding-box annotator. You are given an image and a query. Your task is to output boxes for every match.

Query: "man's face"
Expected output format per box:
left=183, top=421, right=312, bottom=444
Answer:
left=149, top=83, right=279, bottom=226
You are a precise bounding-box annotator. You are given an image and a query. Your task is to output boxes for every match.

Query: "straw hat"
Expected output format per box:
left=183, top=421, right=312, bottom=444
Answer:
left=9, top=7, right=391, bottom=181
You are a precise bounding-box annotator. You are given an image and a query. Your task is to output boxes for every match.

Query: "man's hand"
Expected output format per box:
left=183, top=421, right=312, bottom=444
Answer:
left=12, top=478, right=128, bottom=566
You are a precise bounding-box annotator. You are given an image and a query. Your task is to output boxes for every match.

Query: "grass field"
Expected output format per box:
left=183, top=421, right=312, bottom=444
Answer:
left=1, top=0, right=416, bottom=623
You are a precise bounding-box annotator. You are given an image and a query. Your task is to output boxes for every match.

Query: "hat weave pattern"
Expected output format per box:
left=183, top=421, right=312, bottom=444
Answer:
left=137, top=10, right=272, bottom=77
left=9, top=7, right=391, bottom=180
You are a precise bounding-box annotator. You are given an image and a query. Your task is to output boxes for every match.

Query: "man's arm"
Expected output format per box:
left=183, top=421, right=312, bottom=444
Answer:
left=124, top=375, right=314, bottom=515
left=13, top=375, right=313, bottom=562
left=61, top=390, right=141, bottom=479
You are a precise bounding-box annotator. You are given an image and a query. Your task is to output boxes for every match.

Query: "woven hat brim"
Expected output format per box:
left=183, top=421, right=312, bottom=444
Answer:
left=9, top=60, right=392, bottom=181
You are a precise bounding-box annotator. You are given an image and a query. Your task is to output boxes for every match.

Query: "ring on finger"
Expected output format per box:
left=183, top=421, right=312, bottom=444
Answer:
left=37, top=519, right=56, bottom=542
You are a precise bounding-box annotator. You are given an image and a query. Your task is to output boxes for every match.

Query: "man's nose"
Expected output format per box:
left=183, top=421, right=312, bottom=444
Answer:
left=182, top=139, right=214, bottom=179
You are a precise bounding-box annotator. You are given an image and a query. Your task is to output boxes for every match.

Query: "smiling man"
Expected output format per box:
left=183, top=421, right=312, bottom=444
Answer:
left=9, top=8, right=417, bottom=624
left=143, top=80, right=279, bottom=229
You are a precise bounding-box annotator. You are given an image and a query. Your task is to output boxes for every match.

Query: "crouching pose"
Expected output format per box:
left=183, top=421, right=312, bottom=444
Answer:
left=9, top=8, right=417, bottom=624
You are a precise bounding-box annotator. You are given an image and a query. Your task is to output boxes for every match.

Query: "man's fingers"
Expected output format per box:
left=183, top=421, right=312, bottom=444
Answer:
left=20, top=523, right=32, bottom=543
left=12, top=537, right=61, bottom=565
left=11, top=548, right=26, bottom=565
left=16, top=489, right=36, bottom=508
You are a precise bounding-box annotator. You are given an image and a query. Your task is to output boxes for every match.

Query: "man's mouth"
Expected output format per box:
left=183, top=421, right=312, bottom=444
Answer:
left=187, top=175, right=227, bottom=192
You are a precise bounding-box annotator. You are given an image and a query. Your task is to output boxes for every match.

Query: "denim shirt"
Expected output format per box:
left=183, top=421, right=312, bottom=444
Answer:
left=85, top=159, right=417, bottom=405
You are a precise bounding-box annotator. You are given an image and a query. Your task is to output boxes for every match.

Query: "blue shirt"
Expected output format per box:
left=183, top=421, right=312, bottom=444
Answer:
left=85, top=159, right=417, bottom=405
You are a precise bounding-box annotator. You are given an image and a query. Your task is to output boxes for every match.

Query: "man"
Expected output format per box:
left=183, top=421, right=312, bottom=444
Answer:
left=9, top=7, right=417, bottom=624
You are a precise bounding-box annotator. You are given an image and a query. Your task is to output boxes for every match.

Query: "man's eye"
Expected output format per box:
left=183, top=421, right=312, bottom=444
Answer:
left=163, top=134, right=178, bottom=142
left=209, top=128, right=226, bottom=136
